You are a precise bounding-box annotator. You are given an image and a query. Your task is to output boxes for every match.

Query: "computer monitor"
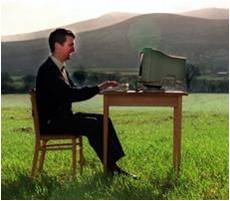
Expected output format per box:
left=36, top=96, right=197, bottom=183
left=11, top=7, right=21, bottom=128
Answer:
left=139, top=48, right=186, bottom=91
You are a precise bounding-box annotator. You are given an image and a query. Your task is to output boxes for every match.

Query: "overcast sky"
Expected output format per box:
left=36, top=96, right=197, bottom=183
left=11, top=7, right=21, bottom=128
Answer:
left=1, top=0, right=229, bottom=36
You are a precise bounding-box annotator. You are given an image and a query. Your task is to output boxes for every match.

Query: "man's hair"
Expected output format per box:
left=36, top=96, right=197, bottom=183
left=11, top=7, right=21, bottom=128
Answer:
left=48, top=28, right=75, bottom=52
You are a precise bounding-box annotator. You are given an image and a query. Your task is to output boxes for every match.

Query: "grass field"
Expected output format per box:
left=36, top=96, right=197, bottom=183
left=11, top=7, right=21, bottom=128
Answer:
left=1, top=93, right=229, bottom=199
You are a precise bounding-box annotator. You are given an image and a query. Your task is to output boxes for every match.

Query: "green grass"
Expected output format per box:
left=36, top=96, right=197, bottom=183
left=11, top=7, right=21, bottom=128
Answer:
left=1, top=93, right=229, bottom=199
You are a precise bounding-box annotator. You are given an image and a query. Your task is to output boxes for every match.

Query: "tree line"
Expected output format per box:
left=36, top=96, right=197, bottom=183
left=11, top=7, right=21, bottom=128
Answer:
left=1, top=64, right=228, bottom=94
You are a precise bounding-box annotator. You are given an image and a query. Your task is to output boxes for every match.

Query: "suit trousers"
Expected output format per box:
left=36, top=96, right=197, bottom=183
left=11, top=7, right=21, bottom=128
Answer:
left=44, top=112, right=125, bottom=166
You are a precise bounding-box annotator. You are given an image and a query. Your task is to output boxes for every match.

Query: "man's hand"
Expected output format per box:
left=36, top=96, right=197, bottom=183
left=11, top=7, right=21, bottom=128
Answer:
left=98, top=81, right=118, bottom=91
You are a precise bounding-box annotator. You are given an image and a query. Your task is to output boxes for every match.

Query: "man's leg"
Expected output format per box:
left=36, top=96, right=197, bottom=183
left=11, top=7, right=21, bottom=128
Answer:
left=72, top=113, right=125, bottom=166
left=47, top=112, right=125, bottom=166
left=46, top=113, right=137, bottom=178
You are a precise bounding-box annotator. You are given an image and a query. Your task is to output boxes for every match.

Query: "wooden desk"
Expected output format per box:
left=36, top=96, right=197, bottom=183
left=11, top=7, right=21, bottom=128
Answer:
left=102, top=90, right=188, bottom=176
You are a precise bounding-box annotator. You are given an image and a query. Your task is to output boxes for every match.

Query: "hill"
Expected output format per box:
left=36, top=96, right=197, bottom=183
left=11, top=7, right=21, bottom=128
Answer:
left=180, top=8, right=229, bottom=19
left=74, top=14, right=228, bottom=71
left=1, top=12, right=138, bottom=42
left=2, top=13, right=228, bottom=75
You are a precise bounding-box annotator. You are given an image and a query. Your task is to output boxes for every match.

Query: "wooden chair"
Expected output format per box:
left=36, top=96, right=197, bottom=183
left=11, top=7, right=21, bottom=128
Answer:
left=29, top=89, right=85, bottom=178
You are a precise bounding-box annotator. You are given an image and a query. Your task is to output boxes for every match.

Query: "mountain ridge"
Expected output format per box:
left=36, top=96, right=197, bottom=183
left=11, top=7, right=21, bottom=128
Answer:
left=180, top=8, right=229, bottom=19
left=1, top=12, right=139, bottom=42
left=2, top=8, right=228, bottom=42
left=2, top=12, right=228, bottom=75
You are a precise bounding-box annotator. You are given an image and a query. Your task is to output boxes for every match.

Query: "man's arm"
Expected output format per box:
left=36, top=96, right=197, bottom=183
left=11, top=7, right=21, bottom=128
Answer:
left=40, top=65, right=118, bottom=103
left=41, top=67, right=99, bottom=103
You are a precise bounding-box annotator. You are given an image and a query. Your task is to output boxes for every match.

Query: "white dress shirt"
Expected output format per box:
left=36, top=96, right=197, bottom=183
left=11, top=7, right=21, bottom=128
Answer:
left=50, top=55, right=69, bottom=84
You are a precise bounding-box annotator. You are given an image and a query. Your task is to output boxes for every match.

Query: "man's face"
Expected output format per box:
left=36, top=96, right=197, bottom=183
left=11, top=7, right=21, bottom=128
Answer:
left=56, top=36, right=75, bottom=61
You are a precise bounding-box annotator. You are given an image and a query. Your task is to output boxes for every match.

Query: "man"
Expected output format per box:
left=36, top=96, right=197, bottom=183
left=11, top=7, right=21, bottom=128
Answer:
left=36, top=28, right=136, bottom=178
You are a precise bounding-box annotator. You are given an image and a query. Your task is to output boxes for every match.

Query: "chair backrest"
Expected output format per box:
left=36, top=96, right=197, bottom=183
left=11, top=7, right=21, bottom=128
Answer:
left=29, top=88, right=41, bottom=139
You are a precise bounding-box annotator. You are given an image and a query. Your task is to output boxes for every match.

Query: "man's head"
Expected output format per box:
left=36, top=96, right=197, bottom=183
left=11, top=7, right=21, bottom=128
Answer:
left=49, top=28, right=75, bottom=62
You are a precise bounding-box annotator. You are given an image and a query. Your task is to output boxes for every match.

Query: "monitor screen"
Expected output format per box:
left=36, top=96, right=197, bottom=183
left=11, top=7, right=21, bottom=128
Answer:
left=139, top=48, right=186, bottom=90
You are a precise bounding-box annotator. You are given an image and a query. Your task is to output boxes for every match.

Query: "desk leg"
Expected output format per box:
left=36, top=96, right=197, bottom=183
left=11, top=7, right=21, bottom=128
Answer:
left=103, top=96, right=109, bottom=173
left=173, top=97, right=182, bottom=177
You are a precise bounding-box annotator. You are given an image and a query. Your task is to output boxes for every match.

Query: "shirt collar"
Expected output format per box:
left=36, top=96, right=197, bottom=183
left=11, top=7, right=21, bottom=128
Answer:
left=50, top=55, right=66, bottom=71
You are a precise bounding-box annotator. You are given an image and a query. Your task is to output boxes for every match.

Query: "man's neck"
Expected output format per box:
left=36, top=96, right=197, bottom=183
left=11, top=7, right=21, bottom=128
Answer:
left=52, top=53, right=65, bottom=64
left=50, top=55, right=66, bottom=71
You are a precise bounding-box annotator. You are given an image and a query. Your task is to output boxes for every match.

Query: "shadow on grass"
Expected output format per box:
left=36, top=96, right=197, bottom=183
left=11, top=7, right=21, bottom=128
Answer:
left=106, top=169, right=178, bottom=200
left=1, top=172, right=62, bottom=200
left=50, top=169, right=178, bottom=199
left=49, top=171, right=114, bottom=199
left=149, top=169, right=178, bottom=199
left=2, top=169, right=178, bottom=199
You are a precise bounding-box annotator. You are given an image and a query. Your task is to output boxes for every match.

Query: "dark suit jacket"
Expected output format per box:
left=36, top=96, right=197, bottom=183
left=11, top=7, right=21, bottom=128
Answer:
left=36, top=57, right=99, bottom=131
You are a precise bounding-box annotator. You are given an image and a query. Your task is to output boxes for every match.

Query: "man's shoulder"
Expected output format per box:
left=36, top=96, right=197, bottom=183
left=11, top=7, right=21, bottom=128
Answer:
left=39, top=57, right=54, bottom=68
left=38, top=57, right=57, bottom=73
left=36, top=57, right=59, bottom=86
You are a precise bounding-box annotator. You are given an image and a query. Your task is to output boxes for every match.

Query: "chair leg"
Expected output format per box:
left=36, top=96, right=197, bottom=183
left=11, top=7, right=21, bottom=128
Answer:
left=38, top=140, right=47, bottom=172
left=79, top=136, right=84, bottom=174
left=30, top=139, right=40, bottom=177
left=72, top=138, right=77, bottom=178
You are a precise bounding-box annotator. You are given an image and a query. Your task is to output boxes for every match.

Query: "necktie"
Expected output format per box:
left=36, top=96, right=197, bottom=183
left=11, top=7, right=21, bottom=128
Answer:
left=61, top=66, right=65, bottom=72
left=61, top=66, right=69, bottom=83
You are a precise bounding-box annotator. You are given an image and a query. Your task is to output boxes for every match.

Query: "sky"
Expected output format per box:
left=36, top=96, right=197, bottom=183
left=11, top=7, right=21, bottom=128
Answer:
left=1, top=0, right=229, bottom=36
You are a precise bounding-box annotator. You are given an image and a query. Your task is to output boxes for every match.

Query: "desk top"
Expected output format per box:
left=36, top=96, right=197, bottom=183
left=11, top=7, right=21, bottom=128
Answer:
left=101, top=90, right=188, bottom=96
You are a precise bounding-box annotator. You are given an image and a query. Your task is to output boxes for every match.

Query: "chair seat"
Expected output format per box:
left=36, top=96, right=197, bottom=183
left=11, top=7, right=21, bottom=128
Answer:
left=40, top=134, right=77, bottom=140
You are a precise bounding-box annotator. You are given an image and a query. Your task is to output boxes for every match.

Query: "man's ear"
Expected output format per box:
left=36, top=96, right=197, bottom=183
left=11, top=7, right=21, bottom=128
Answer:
left=54, top=42, right=62, bottom=50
